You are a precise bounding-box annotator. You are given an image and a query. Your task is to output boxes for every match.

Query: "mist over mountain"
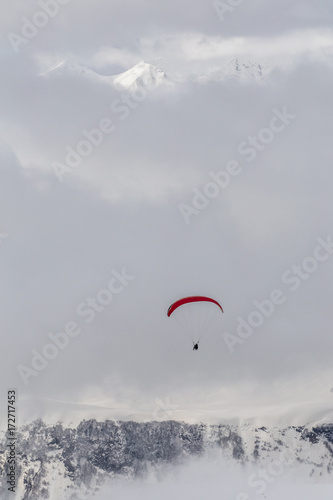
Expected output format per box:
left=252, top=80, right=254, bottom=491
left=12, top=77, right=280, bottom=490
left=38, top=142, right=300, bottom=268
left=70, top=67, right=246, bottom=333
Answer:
left=1, top=418, right=332, bottom=499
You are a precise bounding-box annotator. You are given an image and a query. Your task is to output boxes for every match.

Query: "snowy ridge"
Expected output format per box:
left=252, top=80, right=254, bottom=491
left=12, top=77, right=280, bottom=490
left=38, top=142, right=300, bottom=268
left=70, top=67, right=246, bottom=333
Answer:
left=0, top=419, right=332, bottom=499
left=225, top=58, right=271, bottom=82
left=42, top=58, right=270, bottom=91
left=42, top=60, right=168, bottom=91
left=42, top=61, right=111, bottom=82
left=112, top=60, right=168, bottom=90
left=196, top=58, right=271, bottom=84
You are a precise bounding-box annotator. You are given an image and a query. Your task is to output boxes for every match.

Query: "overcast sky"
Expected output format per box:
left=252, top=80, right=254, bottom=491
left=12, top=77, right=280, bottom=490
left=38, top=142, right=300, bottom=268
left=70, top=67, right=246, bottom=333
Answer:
left=1, top=0, right=333, bottom=427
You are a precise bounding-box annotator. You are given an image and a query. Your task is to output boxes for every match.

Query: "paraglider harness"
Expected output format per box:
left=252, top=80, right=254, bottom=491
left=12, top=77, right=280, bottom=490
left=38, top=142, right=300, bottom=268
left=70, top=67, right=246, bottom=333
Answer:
left=193, top=342, right=199, bottom=350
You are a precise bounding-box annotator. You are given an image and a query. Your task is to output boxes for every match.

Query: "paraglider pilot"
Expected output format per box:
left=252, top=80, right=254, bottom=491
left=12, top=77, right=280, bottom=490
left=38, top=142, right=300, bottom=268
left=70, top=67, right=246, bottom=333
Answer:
left=193, top=342, right=199, bottom=351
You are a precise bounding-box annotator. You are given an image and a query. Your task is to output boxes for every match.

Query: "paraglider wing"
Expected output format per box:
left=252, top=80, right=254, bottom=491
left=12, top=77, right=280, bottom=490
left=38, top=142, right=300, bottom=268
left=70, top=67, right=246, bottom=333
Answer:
left=167, top=296, right=223, bottom=317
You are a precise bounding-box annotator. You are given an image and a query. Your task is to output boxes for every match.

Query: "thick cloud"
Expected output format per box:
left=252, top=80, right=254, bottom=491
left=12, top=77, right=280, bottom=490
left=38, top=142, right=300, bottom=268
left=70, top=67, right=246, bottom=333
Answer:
left=89, top=455, right=333, bottom=500
left=2, top=0, right=333, bottom=56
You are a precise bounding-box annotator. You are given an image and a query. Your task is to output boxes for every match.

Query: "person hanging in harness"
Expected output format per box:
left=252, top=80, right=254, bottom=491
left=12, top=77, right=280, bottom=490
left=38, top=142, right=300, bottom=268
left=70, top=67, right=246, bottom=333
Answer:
left=193, top=341, right=199, bottom=351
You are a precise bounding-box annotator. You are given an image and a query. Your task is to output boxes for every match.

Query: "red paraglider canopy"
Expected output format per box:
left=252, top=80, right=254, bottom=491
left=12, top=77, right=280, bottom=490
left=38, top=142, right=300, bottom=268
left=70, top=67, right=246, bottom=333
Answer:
left=167, top=296, right=223, bottom=317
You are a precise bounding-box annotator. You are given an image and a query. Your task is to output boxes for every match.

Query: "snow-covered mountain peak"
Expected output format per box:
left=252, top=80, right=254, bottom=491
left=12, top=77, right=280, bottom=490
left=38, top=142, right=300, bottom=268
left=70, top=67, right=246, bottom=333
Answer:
left=41, top=57, right=272, bottom=96
left=225, top=58, right=271, bottom=81
left=112, top=60, right=168, bottom=90
left=197, top=58, right=271, bottom=85
left=42, top=61, right=99, bottom=80
left=42, top=59, right=168, bottom=91
left=41, top=57, right=271, bottom=91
